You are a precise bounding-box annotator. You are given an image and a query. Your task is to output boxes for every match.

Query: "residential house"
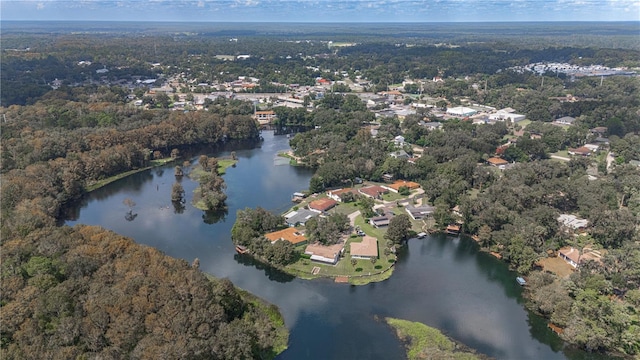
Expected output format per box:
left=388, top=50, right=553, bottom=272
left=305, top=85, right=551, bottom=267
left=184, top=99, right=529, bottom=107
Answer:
left=304, top=242, right=345, bottom=265
left=264, top=228, right=308, bottom=245
left=394, top=135, right=405, bottom=146
left=422, top=121, right=443, bottom=131
left=487, top=157, right=509, bottom=167
left=254, top=110, right=277, bottom=125
left=554, top=116, right=576, bottom=125
left=385, top=180, right=421, bottom=193
left=369, top=215, right=391, bottom=228
left=308, top=198, right=338, bottom=213
left=359, top=185, right=389, bottom=199
left=284, top=208, right=318, bottom=227
left=568, top=146, right=591, bottom=156
left=350, top=235, right=379, bottom=259
left=557, top=214, right=589, bottom=231
left=590, top=127, right=607, bottom=136
left=327, top=188, right=359, bottom=202
left=558, top=246, right=603, bottom=268
left=583, top=144, right=600, bottom=152
left=405, top=205, right=435, bottom=220
left=389, top=150, right=410, bottom=160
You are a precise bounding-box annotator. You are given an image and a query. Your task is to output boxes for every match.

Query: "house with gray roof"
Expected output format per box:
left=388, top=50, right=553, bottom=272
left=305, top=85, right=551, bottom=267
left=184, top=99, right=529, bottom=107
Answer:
left=405, top=205, right=436, bottom=220
left=284, top=208, right=318, bottom=227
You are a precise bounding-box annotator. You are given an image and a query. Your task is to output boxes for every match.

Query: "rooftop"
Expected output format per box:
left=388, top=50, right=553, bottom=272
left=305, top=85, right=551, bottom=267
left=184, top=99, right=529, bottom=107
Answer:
left=350, top=235, right=379, bottom=258
left=387, top=180, right=420, bottom=191
left=487, top=157, right=509, bottom=166
left=284, top=208, right=318, bottom=225
left=264, top=227, right=308, bottom=245
left=359, top=185, right=389, bottom=198
left=308, top=198, right=338, bottom=212
left=305, top=242, right=345, bottom=264
left=557, top=214, right=589, bottom=229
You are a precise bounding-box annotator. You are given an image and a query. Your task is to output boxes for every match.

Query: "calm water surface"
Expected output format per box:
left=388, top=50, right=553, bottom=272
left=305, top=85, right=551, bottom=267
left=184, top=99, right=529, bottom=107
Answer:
left=66, top=131, right=600, bottom=360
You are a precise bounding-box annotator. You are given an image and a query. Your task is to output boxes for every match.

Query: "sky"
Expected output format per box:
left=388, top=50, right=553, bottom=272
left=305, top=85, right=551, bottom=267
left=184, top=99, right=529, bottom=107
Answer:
left=1, top=0, right=639, bottom=22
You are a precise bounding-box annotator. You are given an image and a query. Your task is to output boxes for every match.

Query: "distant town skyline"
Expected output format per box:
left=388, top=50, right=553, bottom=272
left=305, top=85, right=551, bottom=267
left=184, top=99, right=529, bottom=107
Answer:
left=2, top=0, right=639, bottom=23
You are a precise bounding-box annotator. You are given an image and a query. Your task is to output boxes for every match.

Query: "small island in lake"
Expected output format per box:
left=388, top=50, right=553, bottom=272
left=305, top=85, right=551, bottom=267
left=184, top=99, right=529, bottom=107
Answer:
left=188, top=154, right=237, bottom=211
left=385, top=317, right=488, bottom=360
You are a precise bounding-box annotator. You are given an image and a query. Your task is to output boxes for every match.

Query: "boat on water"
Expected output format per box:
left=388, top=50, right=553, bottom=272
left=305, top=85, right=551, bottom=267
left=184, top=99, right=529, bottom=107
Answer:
left=516, top=277, right=527, bottom=286
left=235, top=245, right=249, bottom=254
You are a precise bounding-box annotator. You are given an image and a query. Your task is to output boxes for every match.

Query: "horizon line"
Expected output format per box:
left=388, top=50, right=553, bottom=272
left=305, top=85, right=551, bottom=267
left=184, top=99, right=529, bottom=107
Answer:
left=3, top=20, right=640, bottom=24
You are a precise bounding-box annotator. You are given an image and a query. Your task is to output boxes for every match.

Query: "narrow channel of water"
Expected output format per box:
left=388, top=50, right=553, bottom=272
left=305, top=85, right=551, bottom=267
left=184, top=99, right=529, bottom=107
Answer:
left=66, top=131, right=604, bottom=360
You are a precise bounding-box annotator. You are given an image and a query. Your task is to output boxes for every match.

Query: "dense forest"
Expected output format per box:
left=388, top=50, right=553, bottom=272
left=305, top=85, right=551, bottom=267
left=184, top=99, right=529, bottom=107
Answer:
left=1, top=225, right=288, bottom=359
left=0, top=87, right=272, bottom=357
left=1, top=25, right=639, bottom=357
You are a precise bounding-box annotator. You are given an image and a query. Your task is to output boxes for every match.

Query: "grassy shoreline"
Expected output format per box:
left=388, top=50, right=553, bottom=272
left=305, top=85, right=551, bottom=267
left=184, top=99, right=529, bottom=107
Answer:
left=85, top=158, right=176, bottom=192
left=384, top=317, right=485, bottom=360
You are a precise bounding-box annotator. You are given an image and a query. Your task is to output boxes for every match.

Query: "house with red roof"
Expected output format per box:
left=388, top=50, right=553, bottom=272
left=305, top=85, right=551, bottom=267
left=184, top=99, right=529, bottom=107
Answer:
left=308, top=198, right=338, bottom=213
left=487, top=157, right=509, bottom=167
left=568, top=147, right=591, bottom=156
left=359, top=185, right=389, bottom=199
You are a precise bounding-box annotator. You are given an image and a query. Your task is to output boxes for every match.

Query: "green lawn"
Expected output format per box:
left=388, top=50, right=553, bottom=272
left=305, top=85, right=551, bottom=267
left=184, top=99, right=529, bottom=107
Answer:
left=381, top=191, right=406, bottom=202
left=517, top=119, right=532, bottom=128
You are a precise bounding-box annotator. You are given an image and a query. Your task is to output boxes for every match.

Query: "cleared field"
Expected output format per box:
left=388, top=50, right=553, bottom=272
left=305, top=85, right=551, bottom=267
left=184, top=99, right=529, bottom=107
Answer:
left=537, top=256, right=574, bottom=278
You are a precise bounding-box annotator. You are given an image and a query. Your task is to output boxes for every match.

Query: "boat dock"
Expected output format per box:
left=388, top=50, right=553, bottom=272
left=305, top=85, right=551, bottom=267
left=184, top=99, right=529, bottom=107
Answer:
left=445, top=224, right=461, bottom=235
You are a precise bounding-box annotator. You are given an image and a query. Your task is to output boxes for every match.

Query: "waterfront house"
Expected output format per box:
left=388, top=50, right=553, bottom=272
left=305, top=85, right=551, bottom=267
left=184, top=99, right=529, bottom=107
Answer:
left=369, top=215, right=391, bottom=228
left=558, top=246, right=603, bottom=268
left=254, top=110, right=277, bottom=125
left=304, top=242, right=345, bottom=265
left=264, top=228, right=308, bottom=245
left=327, top=188, right=359, bottom=202
left=308, top=198, right=338, bottom=213
left=350, top=235, right=378, bottom=259
left=405, top=205, right=435, bottom=220
left=284, top=208, right=318, bottom=227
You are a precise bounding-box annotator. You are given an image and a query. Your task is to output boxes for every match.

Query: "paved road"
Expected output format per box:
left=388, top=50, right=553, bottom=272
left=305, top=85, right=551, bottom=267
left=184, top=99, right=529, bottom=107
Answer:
left=606, top=151, right=615, bottom=171
left=348, top=210, right=361, bottom=227
left=550, top=155, right=571, bottom=161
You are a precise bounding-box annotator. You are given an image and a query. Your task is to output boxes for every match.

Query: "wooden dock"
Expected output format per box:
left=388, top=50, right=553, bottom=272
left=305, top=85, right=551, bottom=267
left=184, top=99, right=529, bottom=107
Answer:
left=445, top=224, right=461, bottom=235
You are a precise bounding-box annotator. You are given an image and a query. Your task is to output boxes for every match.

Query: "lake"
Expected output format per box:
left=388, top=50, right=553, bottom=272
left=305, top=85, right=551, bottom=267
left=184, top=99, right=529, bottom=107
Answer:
left=66, top=131, right=601, bottom=360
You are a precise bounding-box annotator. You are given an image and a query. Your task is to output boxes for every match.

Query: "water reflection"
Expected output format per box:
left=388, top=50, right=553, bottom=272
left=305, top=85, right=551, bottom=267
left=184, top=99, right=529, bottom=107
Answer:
left=202, top=208, right=228, bottom=224
left=233, top=254, right=296, bottom=283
